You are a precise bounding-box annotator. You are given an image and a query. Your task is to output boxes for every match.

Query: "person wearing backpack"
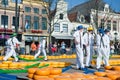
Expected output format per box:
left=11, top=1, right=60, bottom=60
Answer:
left=83, top=26, right=94, bottom=68
left=3, top=33, right=21, bottom=62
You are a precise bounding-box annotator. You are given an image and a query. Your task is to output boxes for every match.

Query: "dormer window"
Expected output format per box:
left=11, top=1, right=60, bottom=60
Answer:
left=78, top=15, right=85, bottom=23
left=59, top=13, right=63, bottom=19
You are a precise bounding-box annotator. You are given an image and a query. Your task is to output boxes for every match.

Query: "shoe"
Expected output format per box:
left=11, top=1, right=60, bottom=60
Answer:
left=86, top=66, right=93, bottom=68
left=16, top=60, right=20, bottom=62
left=44, top=59, right=48, bottom=61
left=80, top=68, right=87, bottom=71
left=101, top=64, right=105, bottom=67
left=96, top=68, right=104, bottom=72
left=78, top=68, right=81, bottom=70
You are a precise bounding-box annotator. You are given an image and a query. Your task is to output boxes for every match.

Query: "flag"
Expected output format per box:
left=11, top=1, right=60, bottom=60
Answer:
left=25, top=21, right=29, bottom=29
left=47, top=27, right=51, bottom=33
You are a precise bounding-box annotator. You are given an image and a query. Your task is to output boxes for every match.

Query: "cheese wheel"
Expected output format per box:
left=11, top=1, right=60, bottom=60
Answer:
left=28, top=68, right=38, bottom=74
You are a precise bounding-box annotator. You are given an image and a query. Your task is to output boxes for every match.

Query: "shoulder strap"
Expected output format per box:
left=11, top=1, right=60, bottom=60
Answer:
left=79, top=32, right=82, bottom=47
left=100, top=35, right=105, bottom=47
left=11, top=38, right=14, bottom=45
left=87, top=33, right=89, bottom=45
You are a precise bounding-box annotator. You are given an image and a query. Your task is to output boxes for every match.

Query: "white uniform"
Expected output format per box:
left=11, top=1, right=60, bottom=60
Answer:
left=34, top=38, right=47, bottom=60
left=96, top=34, right=109, bottom=69
left=83, top=32, right=94, bottom=67
left=3, top=37, right=21, bottom=61
left=73, top=30, right=84, bottom=69
left=104, top=34, right=110, bottom=57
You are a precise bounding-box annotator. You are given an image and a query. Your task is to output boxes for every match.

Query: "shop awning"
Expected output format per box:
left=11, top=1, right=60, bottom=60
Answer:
left=53, top=36, right=74, bottom=40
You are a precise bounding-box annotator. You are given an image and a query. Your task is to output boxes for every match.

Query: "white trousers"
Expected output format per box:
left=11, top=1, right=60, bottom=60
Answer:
left=3, top=47, right=18, bottom=61
left=76, top=46, right=84, bottom=68
left=34, top=48, right=47, bottom=60
left=85, top=46, right=93, bottom=66
left=107, top=46, right=110, bottom=58
left=96, top=46, right=109, bottom=69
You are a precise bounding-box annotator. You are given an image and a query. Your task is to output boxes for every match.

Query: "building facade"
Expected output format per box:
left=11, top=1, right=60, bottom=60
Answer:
left=0, top=0, right=23, bottom=46
left=69, top=0, right=120, bottom=41
left=51, top=0, right=90, bottom=47
left=22, top=0, right=49, bottom=45
left=0, top=0, right=49, bottom=47
left=91, top=4, right=120, bottom=40
left=51, top=0, right=73, bottom=47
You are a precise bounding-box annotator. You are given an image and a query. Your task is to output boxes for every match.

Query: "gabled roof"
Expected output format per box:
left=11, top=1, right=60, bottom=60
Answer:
left=68, top=12, right=78, bottom=22
left=68, top=0, right=113, bottom=15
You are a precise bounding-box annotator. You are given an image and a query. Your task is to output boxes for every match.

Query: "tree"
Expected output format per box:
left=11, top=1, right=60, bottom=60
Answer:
left=39, top=0, right=57, bottom=54
left=86, top=0, right=114, bottom=33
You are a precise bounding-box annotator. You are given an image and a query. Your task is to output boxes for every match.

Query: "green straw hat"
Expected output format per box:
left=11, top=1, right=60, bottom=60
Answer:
left=11, top=33, right=17, bottom=37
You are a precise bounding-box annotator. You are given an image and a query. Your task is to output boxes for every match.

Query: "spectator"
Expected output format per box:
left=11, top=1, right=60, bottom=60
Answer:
left=30, top=41, right=37, bottom=55
left=114, top=42, right=119, bottom=54
left=110, top=43, right=115, bottom=54
left=71, top=42, right=76, bottom=54
left=118, top=42, right=120, bottom=53
left=60, top=41, right=66, bottom=54
left=51, top=42, right=57, bottom=55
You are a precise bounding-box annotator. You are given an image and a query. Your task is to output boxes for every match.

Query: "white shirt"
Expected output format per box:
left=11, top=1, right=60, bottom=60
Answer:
left=7, top=37, right=21, bottom=47
left=96, top=34, right=109, bottom=48
left=104, top=34, right=110, bottom=48
left=83, top=32, right=94, bottom=46
left=40, top=39, right=46, bottom=49
left=73, top=30, right=84, bottom=48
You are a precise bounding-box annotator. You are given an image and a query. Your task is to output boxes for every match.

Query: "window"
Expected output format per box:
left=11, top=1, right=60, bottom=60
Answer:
left=63, top=24, right=68, bottom=33
left=100, top=19, right=105, bottom=27
left=107, top=20, right=111, bottom=30
left=42, top=9, right=47, bottom=14
left=34, top=8, right=39, bottom=14
left=12, top=16, right=15, bottom=26
left=25, top=36, right=32, bottom=42
left=25, top=7, right=31, bottom=12
left=81, top=17, right=84, bottom=22
left=113, top=21, right=117, bottom=31
left=33, top=16, right=39, bottom=30
left=25, top=15, right=31, bottom=29
left=1, top=0, right=8, bottom=6
left=33, top=36, right=39, bottom=41
left=1, top=15, right=8, bottom=28
left=59, top=13, right=63, bottom=19
left=42, top=17, right=47, bottom=30
left=54, top=23, right=60, bottom=32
